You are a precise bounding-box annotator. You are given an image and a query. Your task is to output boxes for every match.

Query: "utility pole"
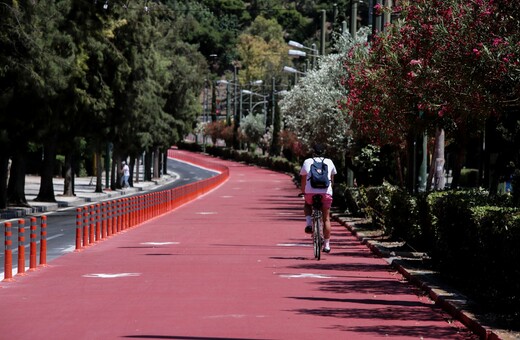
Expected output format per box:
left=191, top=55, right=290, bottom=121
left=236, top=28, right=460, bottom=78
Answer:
left=320, top=9, right=326, bottom=55
left=350, top=0, right=358, bottom=40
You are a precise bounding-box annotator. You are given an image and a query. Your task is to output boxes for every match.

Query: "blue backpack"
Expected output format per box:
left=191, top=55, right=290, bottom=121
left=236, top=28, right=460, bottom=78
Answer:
left=308, top=157, right=330, bottom=188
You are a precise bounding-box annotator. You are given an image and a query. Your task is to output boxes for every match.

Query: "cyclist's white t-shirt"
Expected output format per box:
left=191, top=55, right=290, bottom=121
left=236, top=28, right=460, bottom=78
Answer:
left=300, top=157, right=337, bottom=195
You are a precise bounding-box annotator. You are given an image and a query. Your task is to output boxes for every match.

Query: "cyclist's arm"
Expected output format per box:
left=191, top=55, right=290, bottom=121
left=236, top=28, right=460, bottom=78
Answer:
left=300, top=174, right=307, bottom=194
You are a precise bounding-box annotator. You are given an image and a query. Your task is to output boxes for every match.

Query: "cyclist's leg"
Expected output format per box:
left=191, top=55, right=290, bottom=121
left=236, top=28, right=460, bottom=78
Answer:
left=303, top=195, right=313, bottom=233
left=321, top=207, right=331, bottom=239
left=321, top=194, right=333, bottom=251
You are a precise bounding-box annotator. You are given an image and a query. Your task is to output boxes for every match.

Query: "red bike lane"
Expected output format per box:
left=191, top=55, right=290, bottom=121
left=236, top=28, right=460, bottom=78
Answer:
left=0, top=153, right=477, bottom=339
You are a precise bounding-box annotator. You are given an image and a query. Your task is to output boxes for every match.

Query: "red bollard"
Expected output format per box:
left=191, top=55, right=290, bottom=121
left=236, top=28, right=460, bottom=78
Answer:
left=83, top=206, right=89, bottom=247
left=107, top=201, right=113, bottom=237
left=95, top=204, right=101, bottom=241
left=89, top=205, right=95, bottom=244
left=39, top=216, right=47, bottom=267
left=101, top=202, right=107, bottom=239
left=121, top=199, right=126, bottom=231
left=116, top=199, right=122, bottom=233
left=17, top=219, right=26, bottom=276
left=3, top=222, right=14, bottom=282
left=75, top=208, right=83, bottom=252
left=130, top=197, right=135, bottom=227
left=29, top=217, right=37, bottom=270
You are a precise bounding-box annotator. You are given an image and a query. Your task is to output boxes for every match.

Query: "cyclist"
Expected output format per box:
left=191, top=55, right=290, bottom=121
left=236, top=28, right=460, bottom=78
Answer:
left=299, top=144, right=337, bottom=253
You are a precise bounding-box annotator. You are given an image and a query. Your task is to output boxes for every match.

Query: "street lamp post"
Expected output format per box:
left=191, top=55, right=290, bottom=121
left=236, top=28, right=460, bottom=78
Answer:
left=242, top=89, right=269, bottom=126
left=288, top=40, right=318, bottom=69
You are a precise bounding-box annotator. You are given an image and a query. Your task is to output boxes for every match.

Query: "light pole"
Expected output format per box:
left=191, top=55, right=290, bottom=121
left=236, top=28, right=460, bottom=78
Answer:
left=242, top=89, right=269, bottom=126
left=288, top=40, right=318, bottom=69
left=283, top=66, right=306, bottom=75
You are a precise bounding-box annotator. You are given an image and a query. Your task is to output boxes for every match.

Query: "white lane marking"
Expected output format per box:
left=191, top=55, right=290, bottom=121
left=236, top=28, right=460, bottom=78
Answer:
left=47, top=234, right=65, bottom=241
left=141, top=242, right=179, bottom=246
left=196, top=212, right=217, bottom=215
left=83, top=273, right=141, bottom=278
left=277, top=212, right=298, bottom=215
left=277, top=243, right=310, bottom=247
left=220, top=196, right=233, bottom=198
left=61, top=245, right=76, bottom=253
left=279, top=273, right=333, bottom=279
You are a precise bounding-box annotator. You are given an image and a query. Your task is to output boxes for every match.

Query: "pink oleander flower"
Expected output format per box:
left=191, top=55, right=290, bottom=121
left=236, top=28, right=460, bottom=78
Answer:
left=374, top=3, right=383, bottom=16
left=409, top=59, right=422, bottom=66
left=473, top=48, right=481, bottom=57
left=492, top=37, right=503, bottom=47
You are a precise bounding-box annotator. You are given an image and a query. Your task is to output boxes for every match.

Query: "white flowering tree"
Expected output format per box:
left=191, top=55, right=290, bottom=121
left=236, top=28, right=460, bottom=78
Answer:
left=240, top=113, right=266, bottom=151
left=279, top=30, right=369, bottom=158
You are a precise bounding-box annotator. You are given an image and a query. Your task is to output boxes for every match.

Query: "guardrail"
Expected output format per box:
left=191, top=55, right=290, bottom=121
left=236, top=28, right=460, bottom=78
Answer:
left=2, top=149, right=229, bottom=281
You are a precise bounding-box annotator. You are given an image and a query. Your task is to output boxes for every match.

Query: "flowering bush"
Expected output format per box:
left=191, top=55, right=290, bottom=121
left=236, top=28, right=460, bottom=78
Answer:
left=341, top=0, right=520, bottom=189
left=280, top=30, right=370, bottom=159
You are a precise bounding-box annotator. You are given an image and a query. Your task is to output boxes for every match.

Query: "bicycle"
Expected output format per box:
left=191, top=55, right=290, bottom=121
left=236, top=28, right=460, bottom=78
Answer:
left=311, top=194, right=324, bottom=260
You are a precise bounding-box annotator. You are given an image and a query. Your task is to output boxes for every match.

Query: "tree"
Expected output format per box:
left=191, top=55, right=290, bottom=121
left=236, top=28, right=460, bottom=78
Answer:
left=342, top=0, right=520, bottom=191
left=240, top=113, right=265, bottom=150
left=0, top=1, right=74, bottom=205
left=280, top=30, right=368, bottom=159
left=236, top=15, right=290, bottom=83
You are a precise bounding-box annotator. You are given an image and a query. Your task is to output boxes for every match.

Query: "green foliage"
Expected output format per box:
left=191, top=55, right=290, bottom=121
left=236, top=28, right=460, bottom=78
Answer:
left=458, top=168, right=479, bottom=188
left=240, top=113, right=265, bottom=146
left=343, top=186, right=520, bottom=321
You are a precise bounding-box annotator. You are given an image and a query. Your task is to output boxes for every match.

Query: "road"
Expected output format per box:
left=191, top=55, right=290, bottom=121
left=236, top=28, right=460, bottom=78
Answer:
left=0, top=151, right=478, bottom=339
left=0, top=158, right=217, bottom=274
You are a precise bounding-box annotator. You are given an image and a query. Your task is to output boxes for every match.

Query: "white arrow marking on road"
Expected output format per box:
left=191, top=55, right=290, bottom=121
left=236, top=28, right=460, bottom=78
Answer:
left=83, top=273, right=141, bottom=279
left=279, top=273, right=333, bottom=279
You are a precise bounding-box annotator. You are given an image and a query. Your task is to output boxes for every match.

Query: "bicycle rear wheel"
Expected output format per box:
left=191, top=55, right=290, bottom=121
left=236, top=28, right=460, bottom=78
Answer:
left=313, top=215, right=322, bottom=260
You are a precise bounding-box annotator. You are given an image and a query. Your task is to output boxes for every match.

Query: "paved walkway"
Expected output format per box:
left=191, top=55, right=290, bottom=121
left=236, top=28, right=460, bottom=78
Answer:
left=0, top=152, right=481, bottom=339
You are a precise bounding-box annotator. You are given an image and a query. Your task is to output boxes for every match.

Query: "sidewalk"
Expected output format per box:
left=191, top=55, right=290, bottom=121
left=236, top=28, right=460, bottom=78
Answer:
left=0, top=172, right=175, bottom=221
left=0, top=151, right=513, bottom=339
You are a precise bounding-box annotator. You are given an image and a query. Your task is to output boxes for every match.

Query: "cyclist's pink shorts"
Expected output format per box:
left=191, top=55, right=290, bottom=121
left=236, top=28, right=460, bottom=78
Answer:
left=304, top=193, right=333, bottom=209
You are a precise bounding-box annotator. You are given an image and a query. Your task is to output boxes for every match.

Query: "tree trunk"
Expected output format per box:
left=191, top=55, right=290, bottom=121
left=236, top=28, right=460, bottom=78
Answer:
left=433, top=128, right=446, bottom=190
left=135, top=153, right=141, bottom=184
left=163, top=151, right=168, bottom=176
left=129, top=157, right=136, bottom=188
left=406, top=132, right=416, bottom=193
left=144, top=152, right=152, bottom=181
left=153, top=147, right=160, bottom=179
left=396, top=150, right=405, bottom=188
left=450, top=141, right=466, bottom=189
left=7, top=149, right=29, bottom=207
left=426, top=128, right=446, bottom=191
left=35, top=138, right=57, bottom=202
left=0, top=150, right=9, bottom=209
left=110, top=153, right=117, bottom=190
left=95, top=151, right=103, bottom=193
left=62, top=152, right=75, bottom=196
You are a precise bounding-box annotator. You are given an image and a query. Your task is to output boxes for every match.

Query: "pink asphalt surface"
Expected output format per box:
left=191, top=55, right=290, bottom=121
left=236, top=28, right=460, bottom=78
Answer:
left=0, top=152, right=478, bottom=340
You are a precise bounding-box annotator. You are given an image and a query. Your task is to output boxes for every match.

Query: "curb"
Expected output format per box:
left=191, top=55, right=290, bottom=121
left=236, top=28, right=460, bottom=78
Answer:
left=332, top=212, right=516, bottom=340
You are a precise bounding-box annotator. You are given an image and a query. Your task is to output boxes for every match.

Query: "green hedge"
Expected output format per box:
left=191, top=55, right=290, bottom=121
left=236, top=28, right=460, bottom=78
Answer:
left=344, top=185, right=520, bottom=321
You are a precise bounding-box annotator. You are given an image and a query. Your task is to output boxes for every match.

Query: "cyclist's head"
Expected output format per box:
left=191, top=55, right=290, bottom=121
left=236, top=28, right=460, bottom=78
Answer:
left=312, top=143, right=325, bottom=156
